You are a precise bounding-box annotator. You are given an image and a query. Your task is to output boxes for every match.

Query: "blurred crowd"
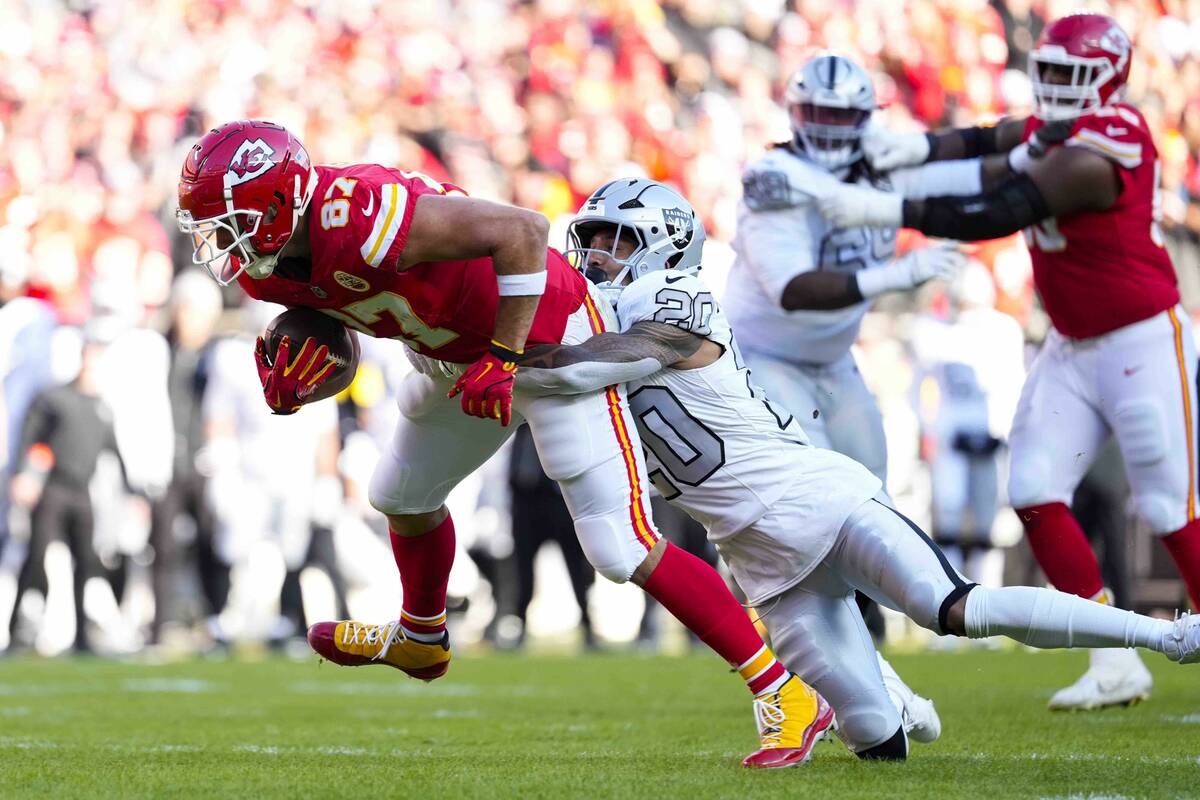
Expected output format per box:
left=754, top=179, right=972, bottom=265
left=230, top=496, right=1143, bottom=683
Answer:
left=0, top=0, right=1197, bottom=655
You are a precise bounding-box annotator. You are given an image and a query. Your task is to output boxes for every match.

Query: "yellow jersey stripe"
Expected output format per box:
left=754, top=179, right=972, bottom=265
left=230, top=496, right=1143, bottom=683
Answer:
left=1169, top=308, right=1196, bottom=522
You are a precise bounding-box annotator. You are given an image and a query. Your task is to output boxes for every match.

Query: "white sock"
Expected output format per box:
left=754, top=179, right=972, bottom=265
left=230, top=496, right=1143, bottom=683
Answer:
left=963, top=586, right=1172, bottom=651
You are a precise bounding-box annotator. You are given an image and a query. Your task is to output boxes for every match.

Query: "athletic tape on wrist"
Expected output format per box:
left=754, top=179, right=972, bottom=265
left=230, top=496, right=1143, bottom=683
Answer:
left=496, top=271, right=547, bottom=296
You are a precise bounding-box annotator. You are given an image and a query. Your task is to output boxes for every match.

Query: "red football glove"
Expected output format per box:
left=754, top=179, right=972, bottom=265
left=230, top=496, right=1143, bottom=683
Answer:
left=254, top=334, right=335, bottom=415
left=448, top=342, right=519, bottom=426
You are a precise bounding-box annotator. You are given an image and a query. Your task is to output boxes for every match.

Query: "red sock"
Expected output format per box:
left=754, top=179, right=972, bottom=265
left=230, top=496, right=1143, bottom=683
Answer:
left=1162, top=519, right=1200, bottom=609
left=1016, top=502, right=1104, bottom=598
left=642, top=542, right=788, bottom=695
left=389, top=514, right=455, bottom=640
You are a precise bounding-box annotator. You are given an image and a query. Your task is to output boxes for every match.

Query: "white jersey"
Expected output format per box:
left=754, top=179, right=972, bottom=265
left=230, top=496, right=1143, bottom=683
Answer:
left=615, top=270, right=881, bottom=576
left=725, top=145, right=973, bottom=365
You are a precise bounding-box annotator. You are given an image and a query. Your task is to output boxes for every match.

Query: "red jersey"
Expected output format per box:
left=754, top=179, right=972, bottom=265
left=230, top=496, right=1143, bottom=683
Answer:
left=1023, top=104, right=1178, bottom=339
left=238, top=164, right=587, bottom=363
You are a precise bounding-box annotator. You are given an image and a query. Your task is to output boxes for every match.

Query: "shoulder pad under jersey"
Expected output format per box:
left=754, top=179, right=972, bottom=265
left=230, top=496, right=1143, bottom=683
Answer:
left=741, top=148, right=838, bottom=212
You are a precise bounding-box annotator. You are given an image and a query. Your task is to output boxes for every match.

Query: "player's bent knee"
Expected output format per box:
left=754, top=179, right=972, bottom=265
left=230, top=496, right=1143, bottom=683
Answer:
left=367, top=458, right=445, bottom=517
left=855, top=726, right=908, bottom=761
left=839, top=706, right=902, bottom=754
left=1135, top=491, right=1179, bottom=536
left=572, top=513, right=647, bottom=584
left=895, top=574, right=945, bottom=632
left=1006, top=453, right=1056, bottom=509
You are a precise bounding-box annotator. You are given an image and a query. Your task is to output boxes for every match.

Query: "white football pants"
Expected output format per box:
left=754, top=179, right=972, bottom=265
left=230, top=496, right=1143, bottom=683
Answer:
left=369, top=285, right=660, bottom=583
left=761, top=499, right=1172, bottom=752
left=1008, top=305, right=1199, bottom=535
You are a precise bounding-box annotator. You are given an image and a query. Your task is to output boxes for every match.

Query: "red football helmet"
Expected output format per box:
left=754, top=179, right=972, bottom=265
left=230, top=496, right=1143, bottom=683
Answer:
left=177, top=120, right=317, bottom=286
left=1029, top=13, right=1132, bottom=122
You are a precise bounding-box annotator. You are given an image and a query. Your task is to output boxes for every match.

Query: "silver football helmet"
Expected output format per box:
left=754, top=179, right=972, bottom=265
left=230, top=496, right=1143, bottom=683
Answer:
left=786, top=53, right=877, bottom=170
left=566, top=178, right=705, bottom=305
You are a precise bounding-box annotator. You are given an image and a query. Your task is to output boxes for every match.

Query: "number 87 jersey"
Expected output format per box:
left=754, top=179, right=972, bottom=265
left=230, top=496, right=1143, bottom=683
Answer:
left=237, top=163, right=587, bottom=364
left=615, top=270, right=881, bottom=542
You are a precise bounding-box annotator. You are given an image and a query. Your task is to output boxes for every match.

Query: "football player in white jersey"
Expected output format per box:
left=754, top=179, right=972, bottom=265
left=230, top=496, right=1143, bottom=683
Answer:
left=518, top=178, right=1200, bottom=761
left=724, top=53, right=976, bottom=487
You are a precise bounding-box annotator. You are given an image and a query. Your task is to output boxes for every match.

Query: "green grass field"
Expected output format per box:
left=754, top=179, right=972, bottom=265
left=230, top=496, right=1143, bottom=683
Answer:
left=0, top=647, right=1196, bottom=799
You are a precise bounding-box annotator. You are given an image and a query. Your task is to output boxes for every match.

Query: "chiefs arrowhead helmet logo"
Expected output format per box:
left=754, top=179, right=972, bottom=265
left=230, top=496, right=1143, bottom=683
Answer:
left=227, top=138, right=277, bottom=186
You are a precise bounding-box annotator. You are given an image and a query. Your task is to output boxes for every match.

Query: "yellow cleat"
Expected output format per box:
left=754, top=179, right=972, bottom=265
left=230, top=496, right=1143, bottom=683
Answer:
left=742, top=676, right=834, bottom=768
left=307, top=620, right=451, bottom=681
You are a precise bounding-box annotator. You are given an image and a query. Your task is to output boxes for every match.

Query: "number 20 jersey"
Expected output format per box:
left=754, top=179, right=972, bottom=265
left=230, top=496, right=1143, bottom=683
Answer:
left=615, top=270, right=881, bottom=542
left=238, top=164, right=588, bottom=363
left=1023, top=104, right=1178, bottom=339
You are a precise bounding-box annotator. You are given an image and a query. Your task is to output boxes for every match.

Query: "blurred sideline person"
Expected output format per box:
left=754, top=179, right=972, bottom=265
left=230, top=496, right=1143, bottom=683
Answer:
left=178, top=120, right=828, bottom=766
left=0, top=254, right=56, bottom=553
left=6, top=331, right=143, bottom=653
left=507, top=424, right=595, bottom=649
left=911, top=263, right=1025, bottom=587
left=518, top=178, right=1200, bottom=761
left=149, top=270, right=224, bottom=644
left=201, top=313, right=344, bottom=644
left=825, top=13, right=1200, bottom=710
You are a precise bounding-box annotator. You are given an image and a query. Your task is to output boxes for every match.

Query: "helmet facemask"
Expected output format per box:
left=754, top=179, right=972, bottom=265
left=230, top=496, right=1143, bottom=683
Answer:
left=566, top=220, right=648, bottom=306
left=791, top=103, right=870, bottom=170
left=177, top=168, right=316, bottom=287
left=1030, top=48, right=1117, bottom=121
left=177, top=206, right=273, bottom=286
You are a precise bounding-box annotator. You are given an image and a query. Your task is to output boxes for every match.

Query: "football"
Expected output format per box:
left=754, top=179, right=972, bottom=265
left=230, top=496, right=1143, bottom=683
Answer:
left=262, top=306, right=360, bottom=403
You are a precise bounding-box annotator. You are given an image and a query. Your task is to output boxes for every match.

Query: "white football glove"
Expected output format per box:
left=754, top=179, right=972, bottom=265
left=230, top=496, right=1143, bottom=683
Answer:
left=862, top=123, right=931, bottom=172
left=818, top=182, right=904, bottom=230
left=856, top=242, right=966, bottom=298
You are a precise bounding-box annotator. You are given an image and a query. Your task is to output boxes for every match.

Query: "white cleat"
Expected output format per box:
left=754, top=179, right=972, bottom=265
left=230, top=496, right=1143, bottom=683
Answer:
left=877, top=653, right=941, bottom=744
left=1048, top=648, right=1152, bottom=711
left=1163, top=613, right=1200, bottom=664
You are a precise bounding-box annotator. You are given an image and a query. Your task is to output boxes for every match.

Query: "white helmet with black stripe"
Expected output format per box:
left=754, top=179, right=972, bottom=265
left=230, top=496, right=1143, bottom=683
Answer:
left=786, top=53, right=877, bottom=171
left=567, top=178, right=706, bottom=305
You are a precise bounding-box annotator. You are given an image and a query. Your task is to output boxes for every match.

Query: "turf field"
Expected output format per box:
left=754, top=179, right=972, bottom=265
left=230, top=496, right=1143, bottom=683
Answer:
left=0, top=647, right=1196, bottom=799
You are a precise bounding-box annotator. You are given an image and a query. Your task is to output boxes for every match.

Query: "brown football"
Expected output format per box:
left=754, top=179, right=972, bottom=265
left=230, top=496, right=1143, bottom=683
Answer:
left=263, top=307, right=360, bottom=403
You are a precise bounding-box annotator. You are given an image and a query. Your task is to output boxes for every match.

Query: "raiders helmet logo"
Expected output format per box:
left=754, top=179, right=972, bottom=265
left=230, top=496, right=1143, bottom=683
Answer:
left=662, top=207, right=693, bottom=247
left=227, top=138, right=277, bottom=186
left=333, top=270, right=370, bottom=292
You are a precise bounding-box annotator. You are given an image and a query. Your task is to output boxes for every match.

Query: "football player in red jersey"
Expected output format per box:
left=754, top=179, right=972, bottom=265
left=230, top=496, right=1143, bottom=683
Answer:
left=177, top=121, right=828, bottom=766
left=818, top=13, right=1200, bottom=710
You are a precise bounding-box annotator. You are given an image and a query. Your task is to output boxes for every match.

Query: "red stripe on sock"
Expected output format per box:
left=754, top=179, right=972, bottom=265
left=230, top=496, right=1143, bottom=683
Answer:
left=1017, top=502, right=1104, bottom=598
left=641, top=542, right=770, bottom=689
left=1162, top=519, right=1200, bottom=609
left=747, top=661, right=787, bottom=695
left=390, top=514, right=456, bottom=628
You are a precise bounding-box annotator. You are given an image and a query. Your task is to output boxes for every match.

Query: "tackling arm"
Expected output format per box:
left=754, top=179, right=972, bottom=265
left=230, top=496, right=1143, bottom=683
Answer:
left=516, top=322, right=706, bottom=395
left=399, top=194, right=550, bottom=353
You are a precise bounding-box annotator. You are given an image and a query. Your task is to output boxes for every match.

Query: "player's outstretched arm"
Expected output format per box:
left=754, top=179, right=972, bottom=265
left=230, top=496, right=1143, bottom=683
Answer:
left=516, top=322, right=706, bottom=395
left=865, top=118, right=1027, bottom=171
left=900, top=145, right=1120, bottom=240
left=821, top=145, right=1119, bottom=240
